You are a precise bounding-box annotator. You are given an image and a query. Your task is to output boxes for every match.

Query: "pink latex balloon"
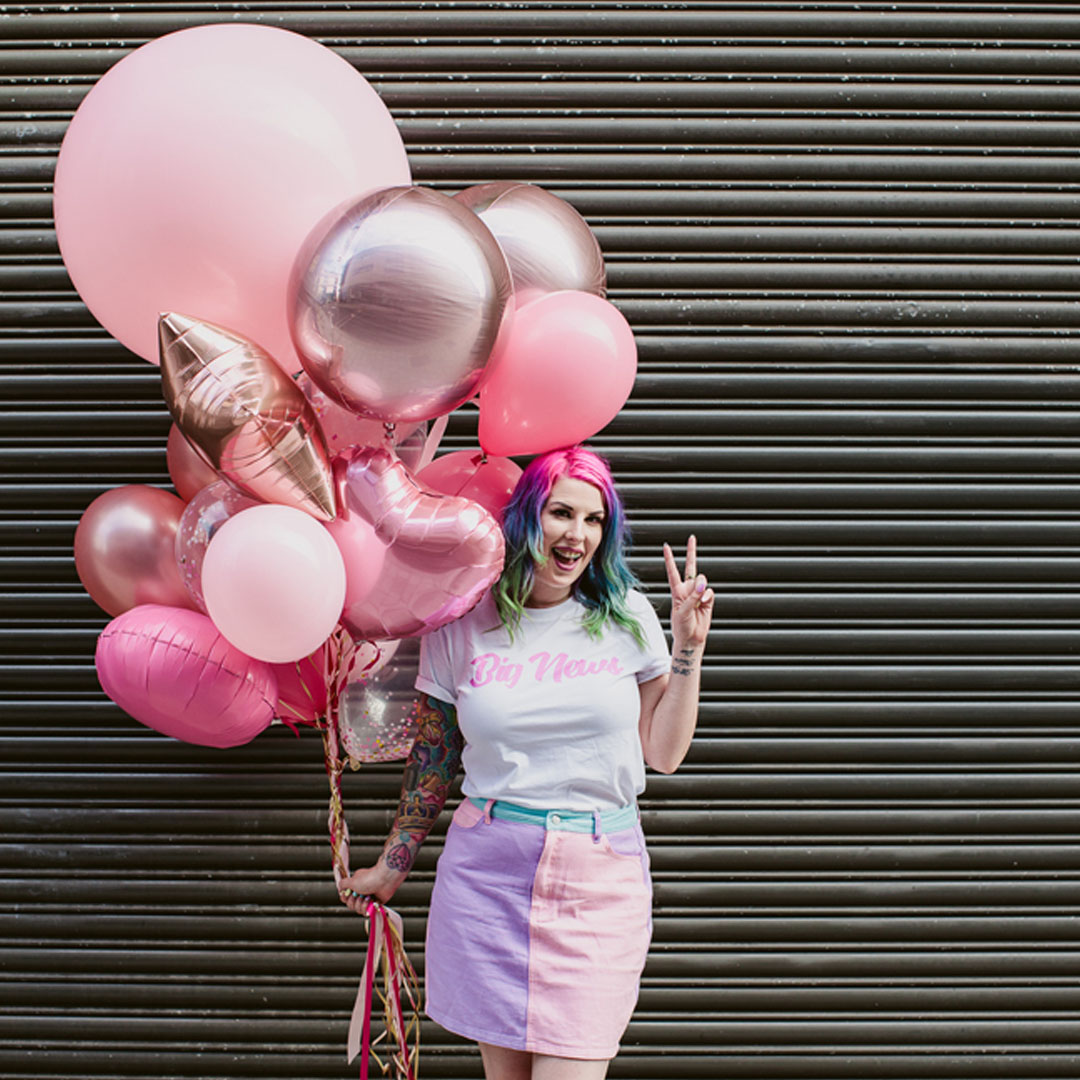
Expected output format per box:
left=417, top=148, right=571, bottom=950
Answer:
left=96, top=604, right=278, bottom=748
left=202, top=504, right=347, bottom=663
left=270, top=653, right=328, bottom=727
left=335, top=447, right=505, bottom=640
left=54, top=23, right=410, bottom=371
left=478, top=291, right=637, bottom=457
left=174, top=480, right=260, bottom=611
left=75, top=485, right=196, bottom=617
left=417, top=450, right=522, bottom=522
left=166, top=424, right=219, bottom=502
left=324, top=507, right=388, bottom=614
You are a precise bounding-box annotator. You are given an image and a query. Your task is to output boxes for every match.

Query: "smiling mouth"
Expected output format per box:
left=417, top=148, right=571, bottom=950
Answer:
left=551, top=547, right=584, bottom=572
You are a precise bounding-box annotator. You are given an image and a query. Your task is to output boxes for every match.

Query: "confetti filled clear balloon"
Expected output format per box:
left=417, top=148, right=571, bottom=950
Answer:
left=174, top=480, right=260, bottom=611
left=340, top=638, right=419, bottom=762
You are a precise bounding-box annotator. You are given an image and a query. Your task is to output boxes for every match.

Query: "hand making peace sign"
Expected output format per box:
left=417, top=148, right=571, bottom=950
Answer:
left=663, top=535, right=714, bottom=650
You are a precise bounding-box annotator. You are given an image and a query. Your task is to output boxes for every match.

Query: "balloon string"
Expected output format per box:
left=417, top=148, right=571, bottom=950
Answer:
left=321, top=630, right=419, bottom=1079
left=416, top=412, right=450, bottom=472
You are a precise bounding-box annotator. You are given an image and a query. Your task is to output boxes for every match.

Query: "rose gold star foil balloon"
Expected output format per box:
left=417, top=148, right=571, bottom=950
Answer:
left=453, top=182, right=606, bottom=303
left=335, top=446, right=505, bottom=640
left=159, top=312, right=336, bottom=521
left=289, top=185, right=513, bottom=422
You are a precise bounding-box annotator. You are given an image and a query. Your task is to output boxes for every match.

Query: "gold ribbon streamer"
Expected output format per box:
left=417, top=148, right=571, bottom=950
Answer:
left=320, top=627, right=421, bottom=1079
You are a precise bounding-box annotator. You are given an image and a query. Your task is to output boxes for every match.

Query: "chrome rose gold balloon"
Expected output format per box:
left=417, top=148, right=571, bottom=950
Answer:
left=335, top=447, right=505, bottom=640
left=295, top=372, right=424, bottom=458
left=289, top=185, right=513, bottom=422
left=453, top=182, right=606, bottom=301
left=166, top=423, right=220, bottom=501
left=75, top=485, right=196, bottom=617
left=159, top=312, right=336, bottom=521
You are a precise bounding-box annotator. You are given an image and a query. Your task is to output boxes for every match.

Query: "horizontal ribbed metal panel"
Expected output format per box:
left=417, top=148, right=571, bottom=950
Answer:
left=4, top=3, right=1080, bottom=1078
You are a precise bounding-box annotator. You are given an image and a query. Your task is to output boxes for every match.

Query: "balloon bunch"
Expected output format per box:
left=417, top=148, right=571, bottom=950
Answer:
left=58, top=24, right=638, bottom=756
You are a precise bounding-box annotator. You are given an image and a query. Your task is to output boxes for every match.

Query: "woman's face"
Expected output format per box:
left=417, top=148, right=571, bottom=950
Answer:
left=527, top=475, right=606, bottom=607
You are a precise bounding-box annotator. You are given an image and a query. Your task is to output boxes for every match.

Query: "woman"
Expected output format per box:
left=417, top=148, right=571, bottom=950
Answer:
left=342, top=446, right=713, bottom=1079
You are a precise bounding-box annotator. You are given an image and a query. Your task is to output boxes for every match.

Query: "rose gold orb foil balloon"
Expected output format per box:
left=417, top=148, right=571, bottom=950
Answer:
left=335, top=446, right=505, bottom=640
left=289, top=185, right=513, bottom=423
left=75, top=485, right=196, bottom=617
left=453, top=182, right=606, bottom=301
left=166, top=423, right=220, bottom=501
left=159, top=312, right=336, bottom=521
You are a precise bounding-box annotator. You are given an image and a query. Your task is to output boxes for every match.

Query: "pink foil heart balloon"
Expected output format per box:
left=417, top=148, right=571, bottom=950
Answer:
left=336, top=447, right=505, bottom=640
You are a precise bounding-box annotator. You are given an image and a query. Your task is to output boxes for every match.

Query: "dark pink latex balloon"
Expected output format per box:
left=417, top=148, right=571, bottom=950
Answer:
left=95, top=604, right=278, bottom=748
left=75, top=485, right=196, bottom=617
left=335, top=447, right=505, bottom=640
left=478, top=290, right=637, bottom=457
left=271, top=653, right=328, bottom=727
left=166, top=423, right=219, bottom=502
left=416, top=450, right=522, bottom=522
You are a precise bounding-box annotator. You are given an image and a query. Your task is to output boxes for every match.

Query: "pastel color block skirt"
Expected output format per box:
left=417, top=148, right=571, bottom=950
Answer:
left=424, top=797, right=653, bottom=1060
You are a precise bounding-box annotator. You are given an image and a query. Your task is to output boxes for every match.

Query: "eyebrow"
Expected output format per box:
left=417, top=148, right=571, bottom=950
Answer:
left=549, top=500, right=605, bottom=516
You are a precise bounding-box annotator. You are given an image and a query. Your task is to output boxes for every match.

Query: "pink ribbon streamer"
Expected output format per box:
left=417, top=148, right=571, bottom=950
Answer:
left=347, top=901, right=416, bottom=1080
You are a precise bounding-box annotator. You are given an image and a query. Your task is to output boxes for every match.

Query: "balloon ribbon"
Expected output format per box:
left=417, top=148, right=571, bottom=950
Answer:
left=321, top=627, right=420, bottom=1079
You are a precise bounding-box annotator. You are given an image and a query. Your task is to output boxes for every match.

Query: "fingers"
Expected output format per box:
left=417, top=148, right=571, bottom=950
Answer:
left=684, top=534, right=697, bottom=581
left=679, top=574, right=711, bottom=610
left=663, top=542, right=681, bottom=594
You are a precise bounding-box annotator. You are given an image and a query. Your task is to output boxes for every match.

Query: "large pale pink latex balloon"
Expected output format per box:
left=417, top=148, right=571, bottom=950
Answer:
left=174, top=480, right=260, bottom=611
left=454, top=182, right=606, bottom=302
left=160, top=313, right=336, bottom=521
left=335, top=447, right=505, bottom=640
left=96, top=604, right=278, bottom=748
left=53, top=23, right=410, bottom=371
left=478, top=290, right=637, bottom=457
left=324, top=507, right=388, bottom=615
left=417, top=450, right=522, bottom=522
left=289, top=185, right=513, bottom=422
left=202, top=504, right=347, bottom=663
left=75, top=486, right=196, bottom=617
left=166, top=424, right=220, bottom=502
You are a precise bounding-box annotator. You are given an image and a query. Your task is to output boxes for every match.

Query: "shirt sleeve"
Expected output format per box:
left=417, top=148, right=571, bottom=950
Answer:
left=631, top=591, right=671, bottom=683
left=415, top=623, right=459, bottom=704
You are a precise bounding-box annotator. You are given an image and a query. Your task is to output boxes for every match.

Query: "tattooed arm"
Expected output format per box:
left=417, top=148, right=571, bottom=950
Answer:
left=638, top=535, right=714, bottom=774
left=342, top=693, right=463, bottom=911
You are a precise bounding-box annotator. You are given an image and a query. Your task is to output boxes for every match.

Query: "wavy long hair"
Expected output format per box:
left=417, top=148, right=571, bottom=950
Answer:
left=493, top=446, right=645, bottom=645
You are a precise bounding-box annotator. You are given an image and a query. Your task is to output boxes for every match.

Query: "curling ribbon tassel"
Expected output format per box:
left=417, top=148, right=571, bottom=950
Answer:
left=347, top=901, right=418, bottom=1080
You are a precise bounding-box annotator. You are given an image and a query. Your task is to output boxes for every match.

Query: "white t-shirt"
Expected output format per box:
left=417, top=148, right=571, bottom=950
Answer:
left=415, top=589, right=670, bottom=811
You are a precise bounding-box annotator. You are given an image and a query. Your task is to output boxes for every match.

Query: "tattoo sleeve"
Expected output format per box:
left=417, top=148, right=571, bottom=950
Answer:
left=382, top=693, right=464, bottom=875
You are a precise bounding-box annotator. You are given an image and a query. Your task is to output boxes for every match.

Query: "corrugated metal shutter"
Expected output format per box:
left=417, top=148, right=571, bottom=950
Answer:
left=4, top=3, right=1080, bottom=1077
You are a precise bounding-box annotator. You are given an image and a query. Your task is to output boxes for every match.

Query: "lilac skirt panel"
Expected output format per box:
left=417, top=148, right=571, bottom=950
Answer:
left=424, top=798, right=653, bottom=1060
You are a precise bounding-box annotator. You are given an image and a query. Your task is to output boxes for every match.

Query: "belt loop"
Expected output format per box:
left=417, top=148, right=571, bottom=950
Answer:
left=483, top=799, right=495, bottom=825
left=592, top=810, right=602, bottom=843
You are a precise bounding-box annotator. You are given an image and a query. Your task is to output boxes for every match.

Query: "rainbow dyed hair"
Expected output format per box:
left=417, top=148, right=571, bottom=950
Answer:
left=493, top=446, right=646, bottom=646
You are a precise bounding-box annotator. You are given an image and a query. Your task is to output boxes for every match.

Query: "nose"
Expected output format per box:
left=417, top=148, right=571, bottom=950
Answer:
left=564, top=517, right=585, bottom=541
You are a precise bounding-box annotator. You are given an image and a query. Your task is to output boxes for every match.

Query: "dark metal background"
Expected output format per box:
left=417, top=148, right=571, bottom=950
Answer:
left=3, top=3, right=1080, bottom=1078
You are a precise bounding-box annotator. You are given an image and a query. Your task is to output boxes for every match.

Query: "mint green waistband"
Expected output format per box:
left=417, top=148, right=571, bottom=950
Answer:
left=467, top=796, right=639, bottom=834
